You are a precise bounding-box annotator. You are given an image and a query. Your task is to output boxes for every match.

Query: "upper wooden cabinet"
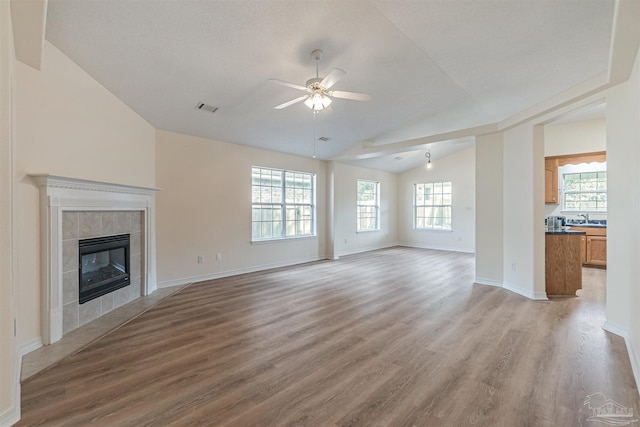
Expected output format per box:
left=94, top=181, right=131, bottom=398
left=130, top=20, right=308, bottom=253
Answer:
left=545, top=158, right=559, bottom=204
left=544, top=151, right=606, bottom=205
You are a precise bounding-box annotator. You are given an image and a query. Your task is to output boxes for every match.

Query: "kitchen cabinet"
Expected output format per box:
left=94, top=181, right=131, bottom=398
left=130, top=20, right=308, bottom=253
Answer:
left=569, top=226, right=606, bottom=268
left=586, top=236, right=607, bottom=266
left=545, top=158, right=558, bottom=204
left=545, top=232, right=583, bottom=296
left=544, top=151, right=606, bottom=205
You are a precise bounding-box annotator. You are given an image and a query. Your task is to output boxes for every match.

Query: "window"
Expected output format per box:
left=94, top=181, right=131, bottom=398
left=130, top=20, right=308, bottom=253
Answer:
left=563, top=171, right=607, bottom=212
left=251, top=167, right=315, bottom=240
left=357, top=180, right=379, bottom=231
left=414, top=182, right=452, bottom=230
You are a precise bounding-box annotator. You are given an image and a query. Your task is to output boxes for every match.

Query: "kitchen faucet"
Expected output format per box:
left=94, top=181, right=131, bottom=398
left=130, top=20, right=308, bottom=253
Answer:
left=579, top=213, right=590, bottom=222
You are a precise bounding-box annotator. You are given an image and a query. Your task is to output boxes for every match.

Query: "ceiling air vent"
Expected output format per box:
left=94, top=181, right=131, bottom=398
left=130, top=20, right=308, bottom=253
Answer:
left=195, top=102, right=218, bottom=114
left=318, top=136, right=330, bottom=142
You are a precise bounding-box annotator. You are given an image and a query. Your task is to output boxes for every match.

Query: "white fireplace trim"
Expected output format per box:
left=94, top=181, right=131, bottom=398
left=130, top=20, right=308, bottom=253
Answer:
left=30, top=174, right=160, bottom=345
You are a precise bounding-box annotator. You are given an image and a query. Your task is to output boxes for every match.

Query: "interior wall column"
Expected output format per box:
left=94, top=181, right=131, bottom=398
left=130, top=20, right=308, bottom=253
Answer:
left=532, top=124, right=547, bottom=297
left=502, top=124, right=548, bottom=300
left=325, top=160, right=338, bottom=260
left=474, top=133, right=504, bottom=287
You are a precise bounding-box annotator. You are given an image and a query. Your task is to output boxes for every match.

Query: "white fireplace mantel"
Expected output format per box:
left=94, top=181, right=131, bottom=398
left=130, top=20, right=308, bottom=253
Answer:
left=30, top=174, right=161, bottom=345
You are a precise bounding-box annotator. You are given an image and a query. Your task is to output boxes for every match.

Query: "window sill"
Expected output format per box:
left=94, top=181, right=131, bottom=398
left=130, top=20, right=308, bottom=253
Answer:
left=251, top=235, right=317, bottom=245
left=413, top=228, right=453, bottom=232
left=561, top=210, right=608, bottom=214
left=356, top=229, right=380, bottom=234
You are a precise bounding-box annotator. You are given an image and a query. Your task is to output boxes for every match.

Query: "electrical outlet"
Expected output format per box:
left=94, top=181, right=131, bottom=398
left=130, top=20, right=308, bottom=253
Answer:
left=216, top=253, right=223, bottom=261
left=197, top=255, right=204, bottom=264
left=511, top=262, right=517, bottom=272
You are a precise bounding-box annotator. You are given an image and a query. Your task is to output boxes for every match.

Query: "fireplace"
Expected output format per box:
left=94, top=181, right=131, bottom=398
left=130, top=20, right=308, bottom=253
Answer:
left=79, top=234, right=131, bottom=304
left=31, top=174, right=159, bottom=344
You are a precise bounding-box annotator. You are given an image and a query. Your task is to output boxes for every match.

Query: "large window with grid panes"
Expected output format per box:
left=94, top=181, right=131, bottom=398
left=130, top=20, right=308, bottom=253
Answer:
left=251, top=166, right=315, bottom=240
left=563, top=171, right=607, bottom=212
left=357, top=180, right=380, bottom=232
left=414, top=182, right=452, bottom=230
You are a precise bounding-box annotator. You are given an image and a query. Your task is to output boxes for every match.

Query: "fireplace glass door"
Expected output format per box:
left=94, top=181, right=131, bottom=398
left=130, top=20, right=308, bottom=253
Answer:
left=79, top=234, right=130, bottom=303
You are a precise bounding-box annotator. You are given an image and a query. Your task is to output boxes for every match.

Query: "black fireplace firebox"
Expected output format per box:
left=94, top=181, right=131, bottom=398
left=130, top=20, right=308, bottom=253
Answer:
left=78, top=234, right=130, bottom=304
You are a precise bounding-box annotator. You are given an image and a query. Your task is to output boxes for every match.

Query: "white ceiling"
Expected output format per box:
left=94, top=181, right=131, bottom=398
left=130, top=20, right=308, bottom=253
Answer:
left=45, top=0, right=615, bottom=172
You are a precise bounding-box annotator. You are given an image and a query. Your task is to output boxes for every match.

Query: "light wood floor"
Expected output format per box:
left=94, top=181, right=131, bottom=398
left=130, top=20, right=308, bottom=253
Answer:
left=18, top=247, right=639, bottom=426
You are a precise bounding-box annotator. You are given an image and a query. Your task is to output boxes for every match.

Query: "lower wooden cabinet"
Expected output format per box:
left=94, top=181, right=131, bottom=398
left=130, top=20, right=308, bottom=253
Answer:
left=586, top=236, right=607, bottom=266
left=545, top=233, right=582, bottom=296
left=571, top=226, right=607, bottom=268
left=580, top=235, right=587, bottom=264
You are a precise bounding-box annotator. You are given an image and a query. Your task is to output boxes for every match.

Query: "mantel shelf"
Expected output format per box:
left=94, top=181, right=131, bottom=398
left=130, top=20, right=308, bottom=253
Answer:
left=28, top=174, right=161, bottom=195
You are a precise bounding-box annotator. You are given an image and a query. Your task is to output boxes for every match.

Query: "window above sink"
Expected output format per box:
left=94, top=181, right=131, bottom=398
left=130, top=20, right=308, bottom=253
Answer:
left=559, top=161, right=607, bottom=214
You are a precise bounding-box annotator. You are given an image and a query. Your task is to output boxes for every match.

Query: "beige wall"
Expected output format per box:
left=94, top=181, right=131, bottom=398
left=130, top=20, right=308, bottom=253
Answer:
left=628, top=44, right=640, bottom=393
left=13, top=41, right=156, bottom=350
left=1, top=0, right=18, bottom=423
left=398, top=146, right=475, bottom=253
left=544, top=118, right=606, bottom=156
left=155, top=130, right=327, bottom=286
left=475, top=133, right=504, bottom=285
left=605, top=41, right=640, bottom=370
left=332, top=162, right=398, bottom=256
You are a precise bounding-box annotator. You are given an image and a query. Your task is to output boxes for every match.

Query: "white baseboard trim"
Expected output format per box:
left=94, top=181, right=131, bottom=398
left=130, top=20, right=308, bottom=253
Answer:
left=398, top=242, right=475, bottom=254
left=0, top=399, right=20, bottom=427
left=18, top=337, right=43, bottom=358
left=474, top=277, right=503, bottom=287
left=157, top=255, right=328, bottom=289
left=158, top=244, right=478, bottom=289
left=502, top=282, right=548, bottom=300
left=602, top=321, right=640, bottom=397
left=336, top=242, right=399, bottom=258
left=0, top=340, right=32, bottom=426
left=602, top=320, right=627, bottom=337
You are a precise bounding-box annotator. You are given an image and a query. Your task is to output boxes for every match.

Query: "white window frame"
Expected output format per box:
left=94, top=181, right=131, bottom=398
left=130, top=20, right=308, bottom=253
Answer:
left=251, top=166, right=316, bottom=241
left=357, top=180, right=380, bottom=232
left=414, top=182, right=452, bottom=231
left=562, top=171, right=607, bottom=213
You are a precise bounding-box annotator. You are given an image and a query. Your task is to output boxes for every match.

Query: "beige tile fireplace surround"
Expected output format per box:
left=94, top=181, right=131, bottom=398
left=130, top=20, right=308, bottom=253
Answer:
left=61, top=210, right=145, bottom=335
left=30, top=174, right=159, bottom=345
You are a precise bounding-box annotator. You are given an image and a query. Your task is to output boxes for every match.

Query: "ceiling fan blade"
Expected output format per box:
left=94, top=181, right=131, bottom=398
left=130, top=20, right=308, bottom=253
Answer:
left=269, top=79, right=309, bottom=92
left=274, top=96, right=308, bottom=109
left=330, top=90, right=372, bottom=101
left=320, top=68, right=346, bottom=89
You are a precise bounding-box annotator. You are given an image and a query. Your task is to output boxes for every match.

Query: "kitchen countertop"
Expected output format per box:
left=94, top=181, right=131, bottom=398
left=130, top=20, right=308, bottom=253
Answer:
left=545, top=228, right=587, bottom=235
left=565, top=220, right=607, bottom=228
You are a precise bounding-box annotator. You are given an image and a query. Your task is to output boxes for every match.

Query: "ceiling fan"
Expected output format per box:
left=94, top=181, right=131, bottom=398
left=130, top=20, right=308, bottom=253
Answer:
left=271, top=49, right=371, bottom=111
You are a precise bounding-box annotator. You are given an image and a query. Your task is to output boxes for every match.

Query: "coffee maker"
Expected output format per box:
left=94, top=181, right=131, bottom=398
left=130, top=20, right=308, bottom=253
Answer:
left=546, top=216, right=566, bottom=230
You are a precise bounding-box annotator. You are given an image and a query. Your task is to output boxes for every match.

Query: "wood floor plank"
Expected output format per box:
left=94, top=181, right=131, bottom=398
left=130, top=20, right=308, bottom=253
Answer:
left=17, top=247, right=640, bottom=426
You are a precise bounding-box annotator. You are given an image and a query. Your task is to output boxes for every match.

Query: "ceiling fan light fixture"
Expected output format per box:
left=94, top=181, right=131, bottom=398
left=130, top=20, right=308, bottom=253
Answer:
left=304, top=91, right=332, bottom=111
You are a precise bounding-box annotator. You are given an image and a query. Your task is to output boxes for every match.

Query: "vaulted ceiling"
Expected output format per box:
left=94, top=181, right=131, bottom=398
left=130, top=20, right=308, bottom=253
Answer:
left=45, top=0, right=615, bottom=172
